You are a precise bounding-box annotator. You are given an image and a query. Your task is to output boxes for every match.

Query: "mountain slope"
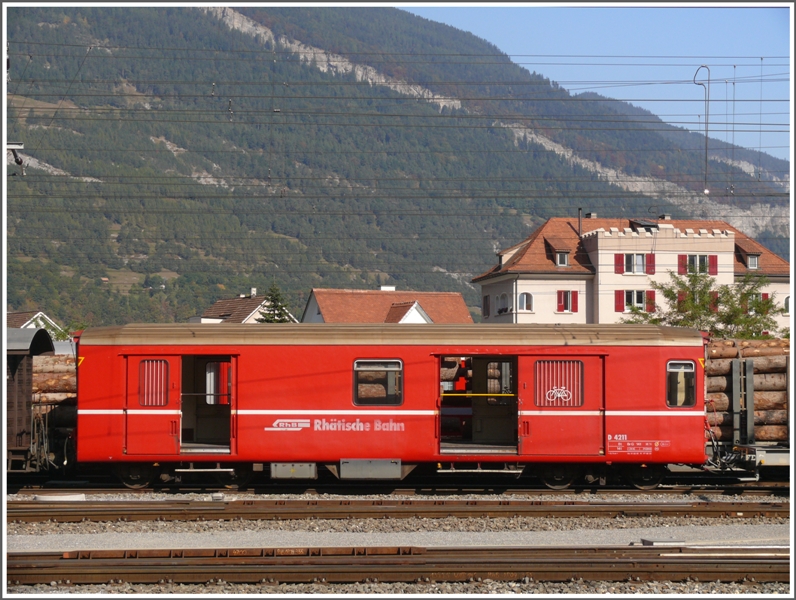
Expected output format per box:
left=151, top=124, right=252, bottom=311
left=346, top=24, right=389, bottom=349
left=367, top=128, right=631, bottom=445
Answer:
left=5, top=6, right=789, bottom=326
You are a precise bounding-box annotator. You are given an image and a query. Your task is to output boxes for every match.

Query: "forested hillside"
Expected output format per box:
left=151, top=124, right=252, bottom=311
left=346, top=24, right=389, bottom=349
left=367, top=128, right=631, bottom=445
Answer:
left=5, top=7, right=789, bottom=327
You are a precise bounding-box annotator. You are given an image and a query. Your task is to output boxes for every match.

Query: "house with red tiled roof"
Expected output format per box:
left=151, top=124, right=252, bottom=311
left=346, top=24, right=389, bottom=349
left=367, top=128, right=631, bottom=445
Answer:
left=472, top=213, right=790, bottom=331
left=301, top=287, right=473, bottom=324
left=197, top=288, right=298, bottom=324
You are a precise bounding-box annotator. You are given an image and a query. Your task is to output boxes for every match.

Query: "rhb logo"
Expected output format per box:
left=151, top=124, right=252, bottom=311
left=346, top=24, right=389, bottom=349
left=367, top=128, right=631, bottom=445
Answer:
left=264, top=419, right=310, bottom=431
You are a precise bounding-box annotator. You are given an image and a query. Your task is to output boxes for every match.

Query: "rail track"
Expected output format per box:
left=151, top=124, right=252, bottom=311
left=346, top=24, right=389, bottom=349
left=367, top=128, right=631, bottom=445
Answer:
left=7, top=498, right=789, bottom=523
left=7, top=478, right=791, bottom=498
left=7, top=545, right=789, bottom=585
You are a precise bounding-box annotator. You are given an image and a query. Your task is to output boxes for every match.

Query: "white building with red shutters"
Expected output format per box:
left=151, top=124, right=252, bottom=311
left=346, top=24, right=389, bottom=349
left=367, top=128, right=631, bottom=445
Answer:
left=472, top=213, right=790, bottom=331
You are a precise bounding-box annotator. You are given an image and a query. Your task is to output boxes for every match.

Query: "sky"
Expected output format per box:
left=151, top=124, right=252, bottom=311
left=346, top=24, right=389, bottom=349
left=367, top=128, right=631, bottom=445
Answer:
left=401, top=4, right=792, bottom=163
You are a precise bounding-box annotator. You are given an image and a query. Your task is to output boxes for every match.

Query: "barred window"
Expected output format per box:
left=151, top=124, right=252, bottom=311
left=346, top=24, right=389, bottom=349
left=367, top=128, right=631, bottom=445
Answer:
left=535, top=360, right=583, bottom=407
left=139, top=360, right=169, bottom=407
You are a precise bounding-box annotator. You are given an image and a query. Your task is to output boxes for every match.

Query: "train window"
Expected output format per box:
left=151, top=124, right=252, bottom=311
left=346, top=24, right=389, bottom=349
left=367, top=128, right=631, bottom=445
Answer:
left=666, top=361, right=696, bottom=407
left=534, top=360, right=583, bottom=407
left=354, top=360, right=403, bottom=406
left=139, top=359, right=169, bottom=407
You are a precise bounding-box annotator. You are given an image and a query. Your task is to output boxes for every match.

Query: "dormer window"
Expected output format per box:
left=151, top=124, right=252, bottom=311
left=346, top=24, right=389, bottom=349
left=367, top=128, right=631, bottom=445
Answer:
left=556, top=252, right=569, bottom=267
left=748, top=255, right=759, bottom=270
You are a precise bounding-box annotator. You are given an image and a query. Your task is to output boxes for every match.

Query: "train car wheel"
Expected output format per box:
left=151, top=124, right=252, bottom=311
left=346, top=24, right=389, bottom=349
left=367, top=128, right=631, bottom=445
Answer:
left=215, top=464, right=253, bottom=489
left=116, top=464, right=156, bottom=489
left=538, top=465, right=580, bottom=490
left=624, top=465, right=666, bottom=490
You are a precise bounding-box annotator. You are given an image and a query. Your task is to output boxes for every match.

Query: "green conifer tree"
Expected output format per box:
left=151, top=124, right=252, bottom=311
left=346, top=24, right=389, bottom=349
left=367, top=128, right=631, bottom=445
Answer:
left=256, top=283, right=294, bottom=323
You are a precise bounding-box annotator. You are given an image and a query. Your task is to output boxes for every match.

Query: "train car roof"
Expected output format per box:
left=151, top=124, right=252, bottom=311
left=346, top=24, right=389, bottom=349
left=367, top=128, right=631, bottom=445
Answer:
left=76, top=323, right=705, bottom=347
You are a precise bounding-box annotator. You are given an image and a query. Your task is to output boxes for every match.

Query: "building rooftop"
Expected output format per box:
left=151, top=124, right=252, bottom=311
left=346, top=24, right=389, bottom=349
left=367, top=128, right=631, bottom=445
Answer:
left=473, top=217, right=790, bottom=282
left=306, top=289, right=473, bottom=323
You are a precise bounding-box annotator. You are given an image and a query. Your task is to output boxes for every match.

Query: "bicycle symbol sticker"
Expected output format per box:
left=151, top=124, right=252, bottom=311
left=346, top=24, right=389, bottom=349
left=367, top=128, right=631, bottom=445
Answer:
left=545, top=386, right=572, bottom=402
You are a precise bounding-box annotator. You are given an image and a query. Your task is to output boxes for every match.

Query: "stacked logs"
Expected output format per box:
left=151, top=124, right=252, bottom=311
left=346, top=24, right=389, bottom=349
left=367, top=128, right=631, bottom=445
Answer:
left=357, top=370, right=389, bottom=399
left=487, top=362, right=502, bottom=395
left=705, top=339, right=789, bottom=442
left=32, top=354, right=76, bottom=405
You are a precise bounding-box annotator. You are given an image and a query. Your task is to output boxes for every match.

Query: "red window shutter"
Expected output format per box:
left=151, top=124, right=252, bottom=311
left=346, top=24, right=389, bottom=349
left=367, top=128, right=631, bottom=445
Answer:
left=710, top=291, right=719, bottom=313
left=708, top=254, right=718, bottom=275
left=678, top=255, right=687, bottom=275
left=614, top=254, right=624, bottom=274
left=645, top=290, right=656, bottom=312
left=556, top=291, right=565, bottom=312
left=571, top=291, right=578, bottom=313
left=762, top=293, right=769, bottom=300
left=677, top=291, right=686, bottom=311
left=645, top=254, right=655, bottom=275
left=615, top=290, right=625, bottom=312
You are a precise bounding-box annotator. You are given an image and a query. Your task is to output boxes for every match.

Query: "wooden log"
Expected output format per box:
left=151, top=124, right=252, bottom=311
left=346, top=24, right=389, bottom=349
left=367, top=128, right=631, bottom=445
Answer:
left=705, top=354, right=787, bottom=376
left=32, top=364, right=76, bottom=374
left=487, top=379, right=503, bottom=394
left=709, top=340, right=737, bottom=348
left=710, top=425, right=788, bottom=442
left=32, top=373, right=76, bottom=393
left=705, top=359, right=733, bottom=376
left=706, top=393, right=730, bottom=411
left=750, top=391, right=789, bottom=410
left=706, top=376, right=729, bottom=393
left=747, top=355, right=789, bottom=373
left=706, top=391, right=788, bottom=412
left=753, top=425, right=790, bottom=441
left=705, top=411, right=730, bottom=426
left=440, top=366, right=460, bottom=382
left=706, top=410, right=788, bottom=427
left=33, top=355, right=76, bottom=369
left=709, top=425, right=732, bottom=441
left=357, top=371, right=388, bottom=384
left=707, top=346, right=740, bottom=359
left=755, top=410, right=789, bottom=425
left=33, top=393, right=77, bottom=404
left=707, top=373, right=787, bottom=393
left=753, top=373, right=787, bottom=391
left=357, top=383, right=386, bottom=398
left=739, top=339, right=768, bottom=348
left=742, top=346, right=789, bottom=357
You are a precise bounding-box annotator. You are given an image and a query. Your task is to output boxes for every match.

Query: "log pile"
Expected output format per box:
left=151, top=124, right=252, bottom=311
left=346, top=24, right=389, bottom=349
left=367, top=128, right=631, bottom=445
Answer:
left=705, top=338, right=789, bottom=442
left=32, top=354, right=76, bottom=405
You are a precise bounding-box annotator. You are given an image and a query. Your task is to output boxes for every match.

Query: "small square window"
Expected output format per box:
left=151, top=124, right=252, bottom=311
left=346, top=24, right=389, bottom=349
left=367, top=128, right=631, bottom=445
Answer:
left=557, top=252, right=568, bottom=267
left=624, top=253, right=645, bottom=274
left=354, top=360, right=403, bottom=406
left=666, top=361, right=696, bottom=407
left=748, top=255, right=759, bottom=269
left=625, top=290, right=645, bottom=310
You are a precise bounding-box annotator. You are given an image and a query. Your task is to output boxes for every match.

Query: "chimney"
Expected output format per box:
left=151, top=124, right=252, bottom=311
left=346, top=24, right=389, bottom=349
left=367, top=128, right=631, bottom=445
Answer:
left=585, top=212, right=597, bottom=219
left=251, top=287, right=257, bottom=297
left=658, top=213, right=671, bottom=220
left=380, top=285, right=396, bottom=292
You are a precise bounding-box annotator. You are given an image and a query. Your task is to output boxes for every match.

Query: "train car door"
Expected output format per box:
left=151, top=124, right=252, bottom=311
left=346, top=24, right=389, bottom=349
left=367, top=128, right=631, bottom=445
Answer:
left=125, top=356, right=181, bottom=455
left=518, top=356, right=604, bottom=456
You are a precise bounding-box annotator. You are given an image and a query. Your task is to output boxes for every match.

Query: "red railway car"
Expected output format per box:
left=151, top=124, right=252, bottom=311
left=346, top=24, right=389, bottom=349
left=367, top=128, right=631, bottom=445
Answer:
left=74, top=323, right=708, bottom=488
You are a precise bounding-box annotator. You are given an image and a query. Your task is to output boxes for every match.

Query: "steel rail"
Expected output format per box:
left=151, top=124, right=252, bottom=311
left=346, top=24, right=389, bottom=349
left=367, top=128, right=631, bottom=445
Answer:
left=7, top=499, right=789, bottom=523
left=7, top=546, right=790, bottom=585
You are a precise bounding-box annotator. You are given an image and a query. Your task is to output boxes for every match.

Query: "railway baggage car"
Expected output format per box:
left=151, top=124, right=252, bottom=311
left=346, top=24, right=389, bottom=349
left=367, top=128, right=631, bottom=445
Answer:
left=73, top=323, right=708, bottom=488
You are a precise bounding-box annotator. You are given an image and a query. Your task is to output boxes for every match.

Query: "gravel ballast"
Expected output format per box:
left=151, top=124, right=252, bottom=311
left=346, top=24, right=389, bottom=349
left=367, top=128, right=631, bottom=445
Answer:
left=6, top=491, right=790, bottom=595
